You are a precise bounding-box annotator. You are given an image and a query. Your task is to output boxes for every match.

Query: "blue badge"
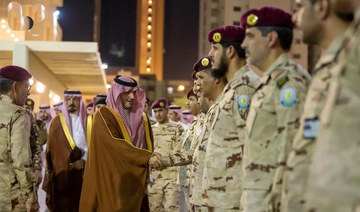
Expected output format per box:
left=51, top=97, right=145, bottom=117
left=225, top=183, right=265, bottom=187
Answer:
left=237, top=95, right=250, bottom=110
left=303, top=117, right=320, bottom=139
left=280, top=88, right=297, bottom=107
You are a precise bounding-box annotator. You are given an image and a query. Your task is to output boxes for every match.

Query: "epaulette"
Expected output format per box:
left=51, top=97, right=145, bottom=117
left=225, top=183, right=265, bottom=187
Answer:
left=276, top=75, right=289, bottom=89
left=271, top=69, right=284, bottom=80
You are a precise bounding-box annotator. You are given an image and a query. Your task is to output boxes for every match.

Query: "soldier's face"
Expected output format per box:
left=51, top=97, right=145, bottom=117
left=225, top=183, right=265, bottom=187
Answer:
left=154, top=108, right=168, bottom=123
left=198, top=93, right=211, bottom=114
left=39, top=110, right=49, bottom=121
left=242, top=27, right=270, bottom=69
left=120, top=90, right=135, bottom=110
left=66, top=96, right=81, bottom=114
left=86, top=107, right=93, bottom=114
left=293, top=0, right=321, bottom=44
left=187, top=96, right=200, bottom=116
left=209, top=43, right=223, bottom=70
left=197, top=70, right=215, bottom=100
left=168, top=110, right=180, bottom=122
left=13, top=80, right=30, bottom=106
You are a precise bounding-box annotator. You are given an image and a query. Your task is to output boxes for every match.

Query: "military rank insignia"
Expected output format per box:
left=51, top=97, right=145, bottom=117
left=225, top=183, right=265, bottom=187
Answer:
left=201, top=58, right=209, bottom=66
left=237, top=95, right=250, bottom=109
left=247, top=14, right=258, bottom=26
left=280, top=88, right=297, bottom=107
left=159, top=102, right=164, bottom=107
left=213, top=32, right=222, bottom=43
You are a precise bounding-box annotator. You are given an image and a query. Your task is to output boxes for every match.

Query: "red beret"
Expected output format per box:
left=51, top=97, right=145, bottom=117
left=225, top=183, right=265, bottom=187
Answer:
left=241, top=7, right=294, bottom=29
left=0, top=65, right=32, bottom=81
left=186, top=88, right=196, bottom=99
left=208, top=26, right=245, bottom=43
left=193, top=56, right=212, bottom=73
left=191, top=71, right=198, bottom=80
left=151, top=98, right=168, bottom=109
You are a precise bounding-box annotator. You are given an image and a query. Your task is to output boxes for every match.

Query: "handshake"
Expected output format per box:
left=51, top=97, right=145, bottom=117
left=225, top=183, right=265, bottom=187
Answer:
left=148, top=152, right=164, bottom=170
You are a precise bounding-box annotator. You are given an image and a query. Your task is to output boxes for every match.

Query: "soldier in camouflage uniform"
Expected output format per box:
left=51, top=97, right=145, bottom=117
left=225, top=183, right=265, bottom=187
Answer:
left=279, top=0, right=354, bottom=211
left=0, top=65, right=38, bottom=212
left=240, top=7, right=310, bottom=211
left=148, top=98, right=183, bottom=212
left=303, top=3, right=360, bottom=211
left=201, top=26, right=259, bottom=211
left=190, top=57, right=227, bottom=212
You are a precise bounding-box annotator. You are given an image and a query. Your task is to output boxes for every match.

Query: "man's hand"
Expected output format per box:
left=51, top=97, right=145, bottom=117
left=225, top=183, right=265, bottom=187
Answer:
left=26, top=201, right=39, bottom=212
left=148, top=153, right=163, bottom=170
left=34, top=170, right=42, bottom=186
left=69, top=159, right=85, bottom=170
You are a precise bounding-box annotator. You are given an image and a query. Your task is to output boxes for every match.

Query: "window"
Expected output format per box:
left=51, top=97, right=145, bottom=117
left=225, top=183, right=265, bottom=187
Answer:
left=211, top=8, right=219, bottom=16
left=211, top=22, right=218, bottom=30
left=233, top=6, right=241, bottom=12
left=294, top=39, right=301, bottom=44
left=233, top=21, right=240, bottom=26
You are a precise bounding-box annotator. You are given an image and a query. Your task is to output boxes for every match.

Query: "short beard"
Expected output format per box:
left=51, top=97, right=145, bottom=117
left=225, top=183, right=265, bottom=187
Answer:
left=68, top=107, right=76, bottom=113
left=211, top=55, right=228, bottom=78
left=41, top=116, right=48, bottom=121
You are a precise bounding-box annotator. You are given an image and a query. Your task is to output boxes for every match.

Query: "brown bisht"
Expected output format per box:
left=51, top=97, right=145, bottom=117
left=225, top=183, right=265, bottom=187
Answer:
left=42, top=115, right=84, bottom=212
left=79, top=106, right=153, bottom=212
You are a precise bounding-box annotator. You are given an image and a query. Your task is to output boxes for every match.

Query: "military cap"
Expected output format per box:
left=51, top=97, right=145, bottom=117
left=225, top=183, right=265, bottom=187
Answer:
left=191, top=71, right=198, bottom=80
left=207, top=25, right=245, bottom=43
left=0, top=65, right=32, bottom=81
left=193, top=56, right=212, bottom=73
left=151, top=98, right=168, bottom=109
left=241, top=7, right=294, bottom=29
left=186, top=88, right=196, bottom=99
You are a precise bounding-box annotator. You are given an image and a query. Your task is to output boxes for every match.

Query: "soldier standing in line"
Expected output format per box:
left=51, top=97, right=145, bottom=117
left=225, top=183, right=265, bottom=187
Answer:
left=240, top=7, right=310, bottom=211
left=0, top=65, right=38, bottom=211
left=303, top=1, right=360, bottom=211
left=280, top=0, right=354, bottom=211
left=201, top=25, right=260, bottom=212
left=148, top=98, right=183, bottom=212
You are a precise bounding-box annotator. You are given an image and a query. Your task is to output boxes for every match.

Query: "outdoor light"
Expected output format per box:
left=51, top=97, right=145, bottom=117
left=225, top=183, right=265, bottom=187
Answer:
left=101, top=63, right=108, bottom=69
left=29, top=78, right=34, bottom=86
left=146, top=68, right=151, bottom=72
left=148, top=17, right=152, bottom=22
left=148, top=8, right=152, bottom=13
left=1, top=24, right=6, bottom=29
left=106, top=84, right=111, bottom=89
left=36, top=82, right=45, bottom=93
left=178, top=85, right=185, bottom=91
left=148, top=0, right=152, bottom=5
left=146, top=57, right=151, bottom=64
left=53, top=95, right=60, bottom=103
left=147, top=33, right=151, bottom=39
left=53, top=10, right=60, bottom=19
left=49, top=92, right=53, bottom=98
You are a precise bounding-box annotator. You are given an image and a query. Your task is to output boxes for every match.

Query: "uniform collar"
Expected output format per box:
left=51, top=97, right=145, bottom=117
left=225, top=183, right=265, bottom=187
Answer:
left=0, top=94, right=13, bottom=104
left=224, top=66, right=247, bottom=93
left=313, top=31, right=347, bottom=72
left=263, top=53, right=290, bottom=78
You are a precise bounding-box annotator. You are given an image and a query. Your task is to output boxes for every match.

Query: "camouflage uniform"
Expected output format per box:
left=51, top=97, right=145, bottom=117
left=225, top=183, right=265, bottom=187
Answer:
left=148, top=121, right=183, bottom=212
left=242, top=54, right=310, bottom=211
left=202, top=67, right=259, bottom=211
left=190, top=102, right=220, bottom=212
left=0, top=95, right=36, bottom=211
left=160, top=113, right=206, bottom=212
left=303, top=10, right=360, bottom=212
left=280, top=33, right=347, bottom=212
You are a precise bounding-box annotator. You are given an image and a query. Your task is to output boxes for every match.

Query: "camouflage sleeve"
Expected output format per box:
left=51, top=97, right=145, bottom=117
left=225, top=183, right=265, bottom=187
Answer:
left=30, top=116, right=42, bottom=172
left=161, top=127, right=195, bottom=167
left=269, top=80, right=307, bottom=208
left=10, top=111, right=36, bottom=204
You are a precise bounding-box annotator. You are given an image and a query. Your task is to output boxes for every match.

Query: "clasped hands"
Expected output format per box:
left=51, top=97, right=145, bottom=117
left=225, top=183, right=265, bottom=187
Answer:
left=148, top=152, right=163, bottom=170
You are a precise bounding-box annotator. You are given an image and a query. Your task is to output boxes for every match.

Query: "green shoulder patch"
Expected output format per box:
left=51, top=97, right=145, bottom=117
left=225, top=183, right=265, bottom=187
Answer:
left=276, top=76, right=289, bottom=89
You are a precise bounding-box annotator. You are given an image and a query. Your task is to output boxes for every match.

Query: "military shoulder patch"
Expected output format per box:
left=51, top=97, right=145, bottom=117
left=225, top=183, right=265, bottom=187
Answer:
left=276, top=75, right=289, bottom=88
left=237, top=95, right=250, bottom=110
left=280, top=88, right=297, bottom=107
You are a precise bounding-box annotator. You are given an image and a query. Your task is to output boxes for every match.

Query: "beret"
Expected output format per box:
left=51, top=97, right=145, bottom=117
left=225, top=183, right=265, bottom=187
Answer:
left=151, top=98, right=168, bottom=109
left=25, top=98, right=34, bottom=107
left=0, top=65, right=32, bottom=81
left=193, top=56, right=212, bottom=73
left=186, top=88, right=196, bottom=99
left=241, top=7, right=294, bottom=29
left=208, top=25, right=245, bottom=43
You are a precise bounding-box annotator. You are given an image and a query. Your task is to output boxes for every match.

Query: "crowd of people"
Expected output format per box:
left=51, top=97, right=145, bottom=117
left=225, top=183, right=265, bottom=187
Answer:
left=0, top=1, right=359, bottom=212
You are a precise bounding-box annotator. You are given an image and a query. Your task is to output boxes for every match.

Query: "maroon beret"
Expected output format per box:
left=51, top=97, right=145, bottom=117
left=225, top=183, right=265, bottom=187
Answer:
left=193, top=56, right=212, bottom=73
left=151, top=98, right=168, bottom=109
left=186, top=88, right=196, bottom=99
left=241, top=7, right=294, bottom=29
left=208, top=26, right=245, bottom=43
left=191, top=71, right=198, bottom=80
left=0, top=65, right=32, bottom=81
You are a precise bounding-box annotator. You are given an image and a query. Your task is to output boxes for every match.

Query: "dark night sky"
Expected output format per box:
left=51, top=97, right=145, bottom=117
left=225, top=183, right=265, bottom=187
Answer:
left=58, top=0, right=199, bottom=80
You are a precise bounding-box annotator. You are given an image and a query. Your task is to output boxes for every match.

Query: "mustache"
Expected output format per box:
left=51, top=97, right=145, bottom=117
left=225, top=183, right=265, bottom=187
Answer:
left=69, top=104, right=75, bottom=107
